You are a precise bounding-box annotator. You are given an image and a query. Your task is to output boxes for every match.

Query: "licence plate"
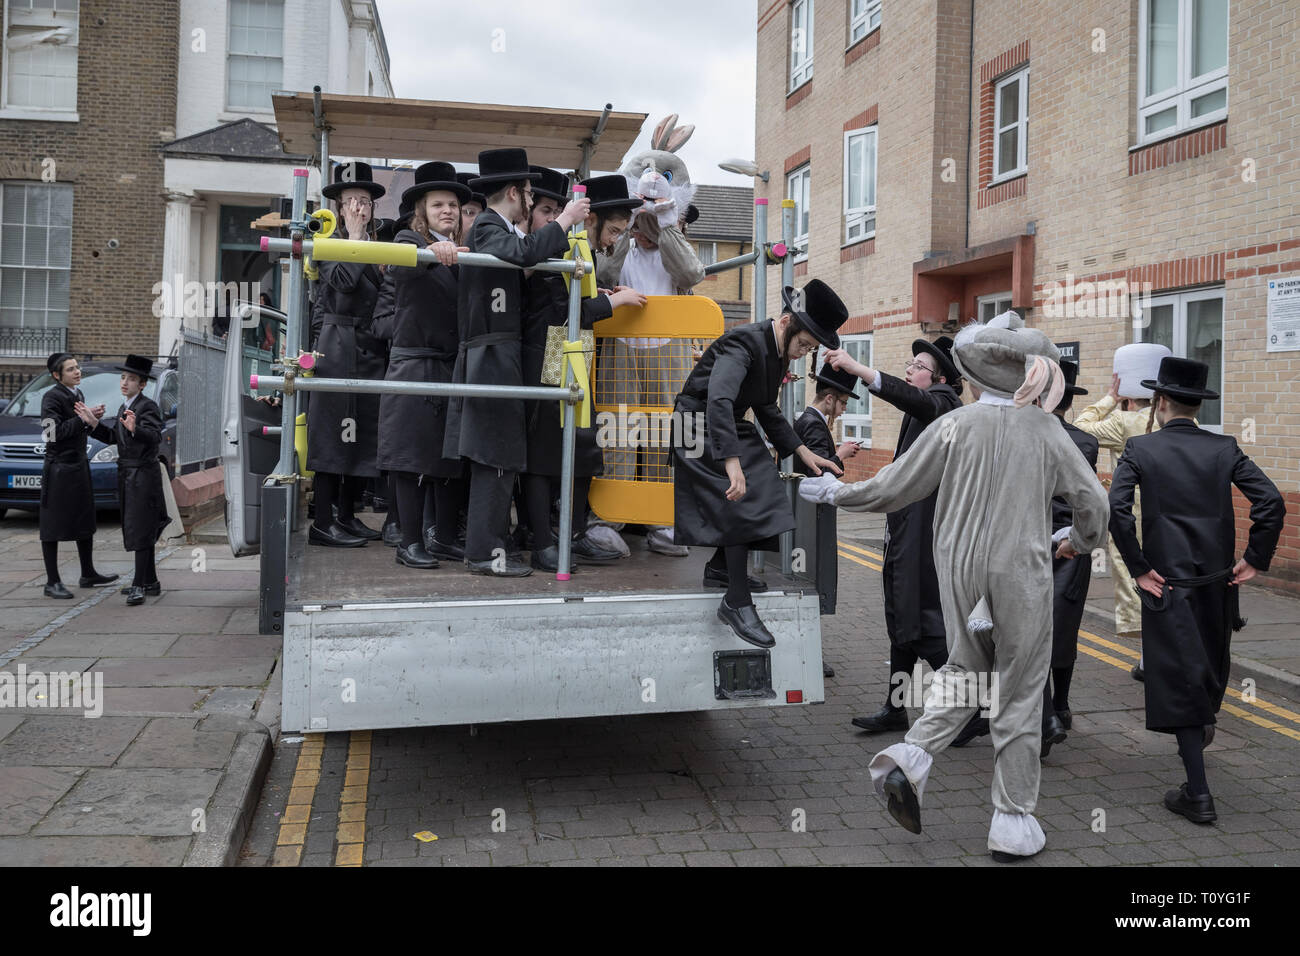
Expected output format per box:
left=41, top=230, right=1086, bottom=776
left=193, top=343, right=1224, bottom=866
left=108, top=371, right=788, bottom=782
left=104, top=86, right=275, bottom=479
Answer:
left=7, top=475, right=40, bottom=489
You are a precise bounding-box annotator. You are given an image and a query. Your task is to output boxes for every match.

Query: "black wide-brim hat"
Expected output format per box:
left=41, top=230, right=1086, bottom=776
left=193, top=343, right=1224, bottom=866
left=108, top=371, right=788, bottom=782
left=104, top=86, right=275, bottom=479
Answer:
left=455, top=172, right=486, bottom=208
left=811, top=361, right=860, bottom=399
left=530, top=165, right=569, bottom=203
left=782, top=279, right=849, bottom=350
left=403, top=161, right=470, bottom=207
left=469, top=148, right=541, bottom=191
left=322, top=160, right=386, bottom=201
left=116, top=353, right=156, bottom=380
left=1059, top=358, right=1088, bottom=395
left=1142, top=356, right=1219, bottom=402
left=912, top=336, right=960, bottom=385
left=579, top=175, right=643, bottom=212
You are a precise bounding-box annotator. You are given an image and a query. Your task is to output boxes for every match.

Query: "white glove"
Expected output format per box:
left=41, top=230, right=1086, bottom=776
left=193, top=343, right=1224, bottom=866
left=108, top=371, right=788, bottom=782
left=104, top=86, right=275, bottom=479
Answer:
left=653, top=196, right=678, bottom=227
left=1051, top=525, right=1072, bottom=544
left=798, top=473, right=840, bottom=505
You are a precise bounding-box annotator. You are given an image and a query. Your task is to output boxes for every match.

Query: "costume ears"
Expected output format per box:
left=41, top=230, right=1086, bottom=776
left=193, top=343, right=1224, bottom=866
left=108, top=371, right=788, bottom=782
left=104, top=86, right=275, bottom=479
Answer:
left=651, top=114, right=695, bottom=153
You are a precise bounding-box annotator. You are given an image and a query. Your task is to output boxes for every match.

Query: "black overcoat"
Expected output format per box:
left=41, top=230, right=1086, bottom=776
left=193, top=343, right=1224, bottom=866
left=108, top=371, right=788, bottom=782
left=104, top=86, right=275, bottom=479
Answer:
left=522, top=271, right=612, bottom=477
left=1109, top=418, right=1285, bottom=731
left=38, top=383, right=97, bottom=542
left=1050, top=417, right=1100, bottom=666
left=375, top=229, right=463, bottom=478
left=793, top=407, right=843, bottom=476
left=91, top=395, right=169, bottom=551
left=672, top=321, right=802, bottom=550
left=442, top=210, right=569, bottom=472
left=872, top=371, right=962, bottom=647
left=306, top=258, right=385, bottom=476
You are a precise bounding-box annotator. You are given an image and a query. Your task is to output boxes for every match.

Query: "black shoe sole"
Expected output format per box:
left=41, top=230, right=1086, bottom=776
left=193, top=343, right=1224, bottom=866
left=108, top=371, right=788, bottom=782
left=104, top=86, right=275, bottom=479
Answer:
left=466, top=564, right=532, bottom=577
left=851, top=716, right=908, bottom=733
left=44, top=589, right=74, bottom=600
left=309, top=536, right=366, bottom=548
left=883, top=769, right=922, bottom=834
left=1164, top=798, right=1217, bottom=825
left=991, top=849, right=1041, bottom=863
left=79, top=578, right=119, bottom=588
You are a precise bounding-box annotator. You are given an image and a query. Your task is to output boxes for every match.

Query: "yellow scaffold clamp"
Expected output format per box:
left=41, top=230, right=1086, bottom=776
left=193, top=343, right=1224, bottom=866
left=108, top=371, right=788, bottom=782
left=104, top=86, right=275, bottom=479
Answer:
left=303, top=209, right=337, bottom=280
left=562, top=229, right=597, bottom=299
left=559, top=338, right=591, bottom=428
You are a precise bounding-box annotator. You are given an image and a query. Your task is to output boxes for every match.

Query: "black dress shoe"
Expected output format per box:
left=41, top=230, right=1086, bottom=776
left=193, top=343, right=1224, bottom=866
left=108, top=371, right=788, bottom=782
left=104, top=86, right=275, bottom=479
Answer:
left=883, top=768, right=922, bottom=834
left=309, top=523, right=367, bottom=548
left=125, top=586, right=146, bottom=606
left=1131, top=663, right=1144, bottom=682
left=395, top=544, right=439, bottom=569
left=1056, top=708, right=1072, bottom=730
left=530, top=545, right=579, bottom=575
left=570, top=533, right=622, bottom=563
left=336, top=516, right=382, bottom=540
left=702, top=563, right=768, bottom=593
left=852, top=704, right=908, bottom=733
left=425, top=534, right=465, bottom=561
left=120, top=582, right=162, bottom=596
left=950, top=715, right=990, bottom=748
left=382, top=522, right=402, bottom=547
left=44, top=582, right=74, bottom=600
left=716, top=599, right=775, bottom=648
left=1164, top=784, right=1217, bottom=824
left=1041, top=714, right=1067, bottom=759
left=823, top=661, right=835, bottom=678
left=371, top=495, right=389, bottom=512
left=466, top=556, right=533, bottom=577
left=79, top=571, right=119, bottom=588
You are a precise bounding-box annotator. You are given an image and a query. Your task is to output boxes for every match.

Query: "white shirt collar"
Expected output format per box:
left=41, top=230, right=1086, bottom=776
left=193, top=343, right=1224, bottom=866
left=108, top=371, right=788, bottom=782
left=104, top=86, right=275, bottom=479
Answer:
left=977, top=391, right=1017, bottom=406
left=123, top=393, right=139, bottom=410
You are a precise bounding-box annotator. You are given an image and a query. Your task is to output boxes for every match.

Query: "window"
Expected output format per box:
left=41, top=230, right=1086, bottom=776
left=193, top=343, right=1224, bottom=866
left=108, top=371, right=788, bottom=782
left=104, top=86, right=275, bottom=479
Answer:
left=0, top=183, right=72, bottom=356
left=1134, top=287, right=1224, bottom=429
left=790, top=0, right=814, bottom=91
left=993, top=68, right=1028, bottom=181
left=822, top=335, right=872, bottom=446
left=977, top=292, right=1013, bottom=323
left=843, top=126, right=876, bottom=244
left=848, top=0, right=881, bottom=45
left=786, top=164, right=811, bottom=260
left=693, top=241, right=717, bottom=267
left=1138, top=0, right=1228, bottom=143
left=2, top=0, right=79, bottom=113
left=227, top=0, right=284, bottom=111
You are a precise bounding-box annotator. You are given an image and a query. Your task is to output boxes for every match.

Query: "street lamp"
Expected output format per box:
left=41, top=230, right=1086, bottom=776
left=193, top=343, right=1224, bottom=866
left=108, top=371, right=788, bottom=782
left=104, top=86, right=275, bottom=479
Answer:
left=719, top=158, right=770, bottom=183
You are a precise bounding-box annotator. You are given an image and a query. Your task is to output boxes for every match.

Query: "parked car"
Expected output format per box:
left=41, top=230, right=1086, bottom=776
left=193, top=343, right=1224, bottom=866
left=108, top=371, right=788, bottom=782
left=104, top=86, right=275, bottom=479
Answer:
left=0, top=360, right=179, bottom=519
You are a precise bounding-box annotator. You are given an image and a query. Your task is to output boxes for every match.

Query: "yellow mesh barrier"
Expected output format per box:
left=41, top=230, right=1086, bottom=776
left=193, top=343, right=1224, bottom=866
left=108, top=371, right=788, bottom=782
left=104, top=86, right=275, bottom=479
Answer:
left=589, top=295, right=725, bottom=526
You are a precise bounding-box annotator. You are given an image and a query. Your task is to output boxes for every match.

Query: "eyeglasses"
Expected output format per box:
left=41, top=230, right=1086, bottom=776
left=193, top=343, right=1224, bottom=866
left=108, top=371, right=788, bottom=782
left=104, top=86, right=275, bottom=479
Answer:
left=905, top=359, right=936, bottom=374
left=345, top=198, right=374, bottom=208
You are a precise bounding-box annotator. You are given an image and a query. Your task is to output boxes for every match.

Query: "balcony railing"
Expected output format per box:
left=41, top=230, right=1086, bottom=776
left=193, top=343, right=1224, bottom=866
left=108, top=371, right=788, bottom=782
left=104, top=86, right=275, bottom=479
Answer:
left=0, top=325, right=68, bottom=358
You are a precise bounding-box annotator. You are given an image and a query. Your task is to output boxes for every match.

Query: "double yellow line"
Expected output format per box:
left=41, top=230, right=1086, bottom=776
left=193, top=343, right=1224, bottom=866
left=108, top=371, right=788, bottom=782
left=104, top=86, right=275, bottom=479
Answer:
left=273, top=730, right=374, bottom=867
left=837, top=539, right=883, bottom=572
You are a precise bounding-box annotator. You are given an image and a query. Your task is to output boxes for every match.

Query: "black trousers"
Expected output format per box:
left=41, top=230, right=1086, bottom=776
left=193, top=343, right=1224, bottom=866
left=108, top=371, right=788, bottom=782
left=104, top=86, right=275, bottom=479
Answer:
left=888, top=638, right=948, bottom=708
left=465, top=461, right=515, bottom=562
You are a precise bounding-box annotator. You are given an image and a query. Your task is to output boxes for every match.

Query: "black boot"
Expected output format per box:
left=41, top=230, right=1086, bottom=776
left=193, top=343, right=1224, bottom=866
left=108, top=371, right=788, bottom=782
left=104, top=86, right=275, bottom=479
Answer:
left=852, top=703, right=908, bottom=733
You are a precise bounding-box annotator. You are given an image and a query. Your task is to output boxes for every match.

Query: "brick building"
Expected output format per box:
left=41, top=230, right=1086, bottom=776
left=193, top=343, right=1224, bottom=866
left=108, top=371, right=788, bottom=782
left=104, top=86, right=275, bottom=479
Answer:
left=0, top=0, right=179, bottom=384
left=686, top=183, right=754, bottom=327
left=754, top=0, right=1300, bottom=588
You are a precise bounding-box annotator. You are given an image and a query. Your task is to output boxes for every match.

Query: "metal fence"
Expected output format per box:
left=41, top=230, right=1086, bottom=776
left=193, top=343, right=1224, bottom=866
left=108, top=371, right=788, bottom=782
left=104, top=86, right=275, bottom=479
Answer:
left=0, top=325, right=66, bottom=359
left=177, top=329, right=228, bottom=468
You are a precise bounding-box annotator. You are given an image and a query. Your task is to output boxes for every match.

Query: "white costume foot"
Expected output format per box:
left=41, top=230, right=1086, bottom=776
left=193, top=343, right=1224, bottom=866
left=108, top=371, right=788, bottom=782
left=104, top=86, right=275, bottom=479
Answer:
left=868, top=742, right=934, bottom=804
left=988, top=810, right=1046, bottom=858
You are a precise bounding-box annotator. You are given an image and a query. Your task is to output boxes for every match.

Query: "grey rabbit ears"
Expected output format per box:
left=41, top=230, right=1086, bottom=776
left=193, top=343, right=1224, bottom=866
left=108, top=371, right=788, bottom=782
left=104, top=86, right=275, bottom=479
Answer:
left=650, top=113, right=695, bottom=153
left=622, top=114, right=697, bottom=188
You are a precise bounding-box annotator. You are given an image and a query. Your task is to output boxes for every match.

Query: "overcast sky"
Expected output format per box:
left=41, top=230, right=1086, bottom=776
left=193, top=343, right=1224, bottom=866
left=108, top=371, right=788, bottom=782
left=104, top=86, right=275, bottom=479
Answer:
left=372, top=0, right=757, bottom=186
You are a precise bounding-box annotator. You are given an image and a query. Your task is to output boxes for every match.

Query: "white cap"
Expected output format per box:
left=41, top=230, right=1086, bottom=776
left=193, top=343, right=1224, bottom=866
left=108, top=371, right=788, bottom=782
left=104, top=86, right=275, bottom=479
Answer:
left=1113, top=342, right=1172, bottom=399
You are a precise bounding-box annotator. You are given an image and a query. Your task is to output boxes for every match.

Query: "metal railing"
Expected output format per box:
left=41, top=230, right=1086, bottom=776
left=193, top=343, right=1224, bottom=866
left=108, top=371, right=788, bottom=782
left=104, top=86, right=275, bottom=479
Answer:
left=0, top=325, right=66, bottom=358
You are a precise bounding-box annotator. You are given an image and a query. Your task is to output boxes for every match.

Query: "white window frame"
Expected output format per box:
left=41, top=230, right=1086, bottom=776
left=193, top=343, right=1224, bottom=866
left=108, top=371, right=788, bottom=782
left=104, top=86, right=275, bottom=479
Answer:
left=1133, top=286, right=1224, bottom=431
left=226, top=0, right=285, bottom=114
left=694, top=241, right=717, bottom=267
left=843, top=126, right=877, bottom=246
left=1136, top=0, right=1228, bottom=146
left=827, top=334, right=872, bottom=446
left=848, top=0, right=881, bottom=46
left=0, top=181, right=74, bottom=356
left=790, top=0, right=815, bottom=92
left=976, top=291, right=1014, bottom=323
left=787, top=164, right=811, bottom=262
left=991, top=67, right=1029, bottom=183
left=0, top=0, right=80, bottom=120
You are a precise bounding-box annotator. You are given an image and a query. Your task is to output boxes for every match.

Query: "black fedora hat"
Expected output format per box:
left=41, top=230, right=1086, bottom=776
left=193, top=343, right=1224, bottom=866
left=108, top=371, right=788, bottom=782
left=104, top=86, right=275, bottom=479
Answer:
left=912, top=336, right=960, bottom=385
left=530, top=165, right=569, bottom=203
left=578, top=175, right=643, bottom=212
left=1059, top=359, right=1088, bottom=395
left=455, top=172, right=487, bottom=208
left=782, top=279, right=849, bottom=350
left=322, top=160, right=386, bottom=201
left=811, top=361, right=860, bottom=400
left=403, top=161, right=470, bottom=207
left=116, top=354, right=156, bottom=380
left=1142, top=356, right=1219, bottom=403
left=469, top=148, right=541, bottom=191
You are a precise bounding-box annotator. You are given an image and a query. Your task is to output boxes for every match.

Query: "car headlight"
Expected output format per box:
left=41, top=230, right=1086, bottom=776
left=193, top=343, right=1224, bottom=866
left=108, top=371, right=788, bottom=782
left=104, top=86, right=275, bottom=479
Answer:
left=91, top=446, right=118, bottom=463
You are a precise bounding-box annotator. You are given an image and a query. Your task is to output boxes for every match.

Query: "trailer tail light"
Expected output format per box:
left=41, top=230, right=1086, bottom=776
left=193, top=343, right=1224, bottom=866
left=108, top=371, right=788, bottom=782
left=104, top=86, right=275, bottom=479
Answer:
left=714, top=650, right=776, bottom=701
left=786, top=690, right=803, bottom=704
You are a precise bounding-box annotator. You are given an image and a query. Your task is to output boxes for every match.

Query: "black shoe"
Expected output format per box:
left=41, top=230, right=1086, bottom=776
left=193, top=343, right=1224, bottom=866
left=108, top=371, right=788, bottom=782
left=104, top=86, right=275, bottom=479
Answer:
left=1202, top=724, right=1215, bottom=749
left=702, top=564, right=768, bottom=593
left=823, top=661, right=835, bottom=678
left=1056, top=708, right=1072, bottom=730
left=395, top=544, right=439, bottom=569
left=530, top=545, right=579, bottom=575
left=950, top=715, right=991, bottom=748
left=44, top=582, right=73, bottom=600
left=1164, top=784, right=1217, bottom=824
left=852, top=704, right=908, bottom=733
left=120, top=582, right=162, bottom=596
left=79, top=571, right=119, bottom=588
left=882, top=768, right=922, bottom=834
left=1041, top=714, right=1067, bottom=759
left=425, top=535, right=465, bottom=561
left=466, top=556, right=533, bottom=577
left=570, top=533, right=622, bottom=564
left=382, top=522, right=402, bottom=547
left=125, top=586, right=145, bottom=606
left=716, top=599, right=775, bottom=648
left=371, top=496, right=389, bottom=513
left=1131, top=663, right=1144, bottom=682
left=991, top=848, right=1042, bottom=863
left=336, top=516, right=382, bottom=541
left=309, top=523, right=367, bottom=548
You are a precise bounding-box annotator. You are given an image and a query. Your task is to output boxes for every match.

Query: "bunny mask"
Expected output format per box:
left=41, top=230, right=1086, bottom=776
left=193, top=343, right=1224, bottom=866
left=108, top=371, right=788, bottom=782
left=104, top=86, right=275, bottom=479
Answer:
left=622, top=114, right=699, bottom=229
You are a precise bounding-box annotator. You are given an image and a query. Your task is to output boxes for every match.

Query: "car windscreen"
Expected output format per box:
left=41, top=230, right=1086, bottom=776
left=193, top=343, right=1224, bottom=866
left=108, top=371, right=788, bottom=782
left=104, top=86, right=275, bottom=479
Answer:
left=2, top=370, right=158, bottom=417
